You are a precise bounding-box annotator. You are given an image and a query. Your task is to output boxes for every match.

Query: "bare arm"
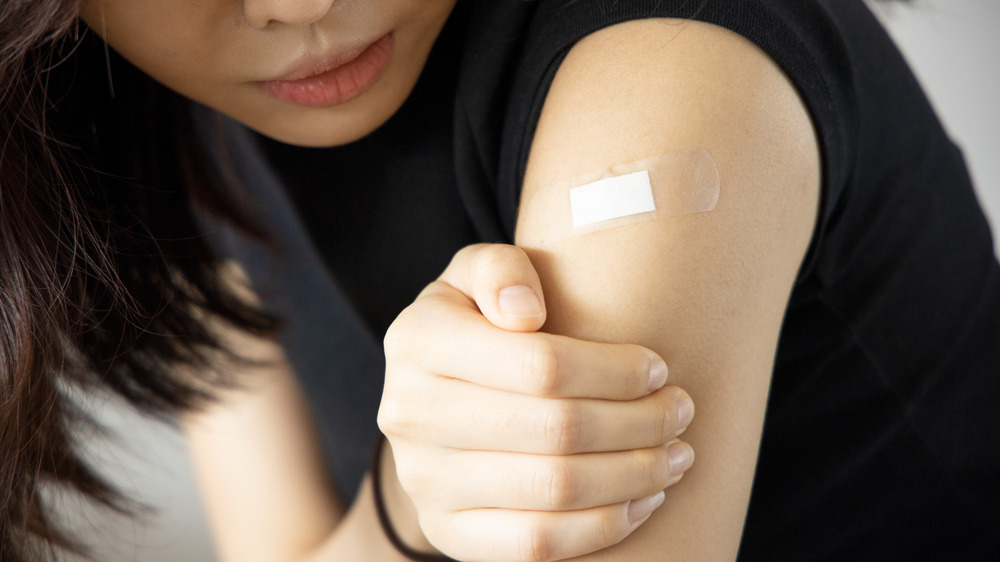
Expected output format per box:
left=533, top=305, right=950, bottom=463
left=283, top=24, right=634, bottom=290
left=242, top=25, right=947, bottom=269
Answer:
left=183, top=266, right=414, bottom=562
left=183, top=296, right=343, bottom=561
left=515, top=19, right=819, bottom=559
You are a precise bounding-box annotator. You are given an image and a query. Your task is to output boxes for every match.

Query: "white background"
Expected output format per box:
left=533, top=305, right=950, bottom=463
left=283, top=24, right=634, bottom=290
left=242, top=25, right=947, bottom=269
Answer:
left=63, top=2, right=1000, bottom=560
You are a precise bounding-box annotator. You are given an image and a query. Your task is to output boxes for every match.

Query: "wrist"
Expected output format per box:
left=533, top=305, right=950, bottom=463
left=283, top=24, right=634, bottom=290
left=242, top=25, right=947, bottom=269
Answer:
left=299, top=474, right=404, bottom=562
left=373, top=436, right=448, bottom=559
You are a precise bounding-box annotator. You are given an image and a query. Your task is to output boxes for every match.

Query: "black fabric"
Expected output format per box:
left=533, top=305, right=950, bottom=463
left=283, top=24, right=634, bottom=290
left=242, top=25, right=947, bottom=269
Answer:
left=259, top=6, right=478, bottom=336
left=226, top=0, right=1000, bottom=558
left=196, top=106, right=388, bottom=505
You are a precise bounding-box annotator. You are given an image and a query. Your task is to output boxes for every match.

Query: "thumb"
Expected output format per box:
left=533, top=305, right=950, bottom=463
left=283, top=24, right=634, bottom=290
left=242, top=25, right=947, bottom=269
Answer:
left=439, top=244, right=546, bottom=332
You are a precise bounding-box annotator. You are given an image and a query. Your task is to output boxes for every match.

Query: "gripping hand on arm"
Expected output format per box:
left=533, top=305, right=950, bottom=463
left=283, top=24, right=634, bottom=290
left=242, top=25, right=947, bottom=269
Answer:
left=383, top=16, right=820, bottom=562
left=379, top=243, right=696, bottom=561
left=184, top=253, right=692, bottom=562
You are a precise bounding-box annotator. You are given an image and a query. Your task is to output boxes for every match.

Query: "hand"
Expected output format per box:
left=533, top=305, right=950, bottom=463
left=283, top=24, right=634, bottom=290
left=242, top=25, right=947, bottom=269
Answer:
left=379, top=244, right=696, bottom=562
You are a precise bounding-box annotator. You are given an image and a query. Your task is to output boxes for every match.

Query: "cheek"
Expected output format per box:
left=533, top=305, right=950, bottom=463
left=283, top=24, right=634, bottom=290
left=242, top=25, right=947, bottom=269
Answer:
left=76, top=0, right=459, bottom=146
left=81, top=1, right=237, bottom=94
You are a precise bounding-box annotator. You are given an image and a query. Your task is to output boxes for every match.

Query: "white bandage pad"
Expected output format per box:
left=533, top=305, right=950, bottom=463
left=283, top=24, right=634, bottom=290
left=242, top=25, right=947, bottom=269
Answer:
left=519, top=149, right=720, bottom=244
left=570, top=171, right=657, bottom=229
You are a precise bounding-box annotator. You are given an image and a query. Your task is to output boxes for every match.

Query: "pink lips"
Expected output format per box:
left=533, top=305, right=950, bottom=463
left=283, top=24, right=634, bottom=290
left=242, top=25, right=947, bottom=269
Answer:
left=257, top=33, right=395, bottom=108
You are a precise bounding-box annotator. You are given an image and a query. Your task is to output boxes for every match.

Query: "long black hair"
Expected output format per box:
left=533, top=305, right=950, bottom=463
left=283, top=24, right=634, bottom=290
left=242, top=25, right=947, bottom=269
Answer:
left=0, top=2, right=274, bottom=560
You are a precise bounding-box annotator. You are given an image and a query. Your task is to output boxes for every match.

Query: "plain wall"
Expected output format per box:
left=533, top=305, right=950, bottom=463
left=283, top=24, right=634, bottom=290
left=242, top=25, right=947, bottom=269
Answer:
left=64, top=2, right=1000, bottom=560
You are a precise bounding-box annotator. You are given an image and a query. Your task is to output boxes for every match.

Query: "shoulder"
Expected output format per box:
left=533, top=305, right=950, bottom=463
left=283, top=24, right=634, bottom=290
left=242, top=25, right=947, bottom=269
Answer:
left=519, top=17, right=820, bottom=249
left=516, top=18, right=821, bottom=341
left=461, top=1, right=865, bottom=239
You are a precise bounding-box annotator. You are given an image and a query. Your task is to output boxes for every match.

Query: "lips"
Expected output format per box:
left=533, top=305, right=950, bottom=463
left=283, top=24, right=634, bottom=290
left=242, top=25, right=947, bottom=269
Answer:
left=257, top=33, right=395, bottom=108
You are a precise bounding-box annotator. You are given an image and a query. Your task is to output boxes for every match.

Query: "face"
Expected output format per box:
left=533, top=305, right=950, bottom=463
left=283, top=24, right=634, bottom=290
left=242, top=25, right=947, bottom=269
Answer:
left=80, top=0, right=457, bottom=146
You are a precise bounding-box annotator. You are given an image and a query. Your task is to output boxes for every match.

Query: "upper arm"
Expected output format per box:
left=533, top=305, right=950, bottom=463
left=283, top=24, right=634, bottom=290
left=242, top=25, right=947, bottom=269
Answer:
left=515, top=19, right=819, bottom=559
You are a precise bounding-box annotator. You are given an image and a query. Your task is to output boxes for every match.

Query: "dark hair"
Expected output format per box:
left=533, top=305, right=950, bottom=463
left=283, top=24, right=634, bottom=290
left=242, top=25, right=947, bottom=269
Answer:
left=1, top=2, right=274, bottom=560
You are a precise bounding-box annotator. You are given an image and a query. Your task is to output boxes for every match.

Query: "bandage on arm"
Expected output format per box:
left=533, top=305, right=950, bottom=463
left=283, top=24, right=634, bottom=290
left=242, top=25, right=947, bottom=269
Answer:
left=519, top=149, right=720, bottom=244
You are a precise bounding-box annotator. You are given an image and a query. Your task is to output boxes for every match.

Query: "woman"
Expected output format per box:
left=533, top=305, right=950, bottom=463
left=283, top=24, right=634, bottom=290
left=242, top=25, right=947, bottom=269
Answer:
left=2, top=0, right=998, bottom=560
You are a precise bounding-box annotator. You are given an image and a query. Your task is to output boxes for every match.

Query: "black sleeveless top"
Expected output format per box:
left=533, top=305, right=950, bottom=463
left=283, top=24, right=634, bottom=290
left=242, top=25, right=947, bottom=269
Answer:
left=215, top=0, right=1000, bottom=558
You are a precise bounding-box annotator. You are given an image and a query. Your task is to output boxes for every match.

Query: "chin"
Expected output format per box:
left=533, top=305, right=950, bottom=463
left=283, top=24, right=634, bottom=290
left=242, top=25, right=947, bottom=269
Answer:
left=243, top=111, right=391, bottom=147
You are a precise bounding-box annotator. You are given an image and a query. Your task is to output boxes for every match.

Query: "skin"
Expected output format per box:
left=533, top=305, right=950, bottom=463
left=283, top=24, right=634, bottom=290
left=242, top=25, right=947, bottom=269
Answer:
left=513, top=20, right=819, bottom=558
left=382, top=19, right=819, bottom=560
left=81, top=1, right=820, bottom=560
left=79, top=0, right=457, bottom=146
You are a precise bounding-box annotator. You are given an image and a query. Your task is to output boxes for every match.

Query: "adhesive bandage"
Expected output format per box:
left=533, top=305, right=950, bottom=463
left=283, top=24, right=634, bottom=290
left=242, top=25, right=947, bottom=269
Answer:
left=519, top=149, right=720, bottom=244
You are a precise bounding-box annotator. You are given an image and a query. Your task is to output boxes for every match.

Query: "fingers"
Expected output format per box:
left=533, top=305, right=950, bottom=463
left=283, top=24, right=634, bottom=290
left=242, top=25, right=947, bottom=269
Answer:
left=399, top=442, right=694, bottom=512
left=438, top=243, right=547, bottom=333
left=382, top=243, right=694, bottom=560
left=423, top=495, right=667, bottom=562
left=388, top=292, right=667, bottom=400
left=382, top=380, right=694, bottom=454
left=388, top=243, right=667, bottom=400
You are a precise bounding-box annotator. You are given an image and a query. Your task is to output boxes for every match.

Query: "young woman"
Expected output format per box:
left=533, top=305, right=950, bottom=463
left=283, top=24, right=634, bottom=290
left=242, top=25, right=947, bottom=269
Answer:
left=2, top=0, right=998, bottom=560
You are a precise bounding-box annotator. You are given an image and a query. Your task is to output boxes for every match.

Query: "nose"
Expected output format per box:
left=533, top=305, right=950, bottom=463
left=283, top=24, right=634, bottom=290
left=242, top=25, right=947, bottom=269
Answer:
left=244, top=0, right=336, bottom=29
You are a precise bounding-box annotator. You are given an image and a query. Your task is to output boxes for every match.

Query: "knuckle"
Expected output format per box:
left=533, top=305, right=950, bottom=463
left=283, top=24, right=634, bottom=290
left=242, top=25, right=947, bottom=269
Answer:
left=534, top=458, right=578, bottom=510
left=384, top=286, right=455, bottom=360
left=395, top=462, right=437, bottom=505
left=521, top=337, right=561, bottom=396
left=376, top=394, right=411, bottom=436
left=416, top=511, right=450, bottom=554
left=452, top=243, right=486, bottom=266
left=475, top=243, right=526, bottom=271
left=654, top=397, right=677, bottom=444
left=599, top=511, right=626, bottom=551
left=382, top=319, right=406, bottom=359
left=375, top=400, right=396, bottom=434
left=391, top=452, right=421, bottom=492
left=383, top=302, right=424, bottom=360
left=642, top=445, right=671, bottom=490
left=474, top=244, right=535, bottom=292
left=516, top=523, right=551, bottom=562
left=541, top=401, right=582, bottom=454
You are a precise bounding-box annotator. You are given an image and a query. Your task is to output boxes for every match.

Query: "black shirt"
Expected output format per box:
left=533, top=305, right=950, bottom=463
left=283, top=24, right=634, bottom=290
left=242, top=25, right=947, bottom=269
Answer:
left=228, top=0, right=1000, bottom=558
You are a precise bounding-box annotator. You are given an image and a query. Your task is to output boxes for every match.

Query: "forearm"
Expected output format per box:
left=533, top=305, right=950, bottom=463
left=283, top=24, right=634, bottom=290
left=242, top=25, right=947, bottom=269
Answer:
left=184, top=289, right=343, bottom=560
left=305, top=438, right=438, bottom=561
left=302, top=473, right=419, bottom=562
left=185, top=351, right=344, bottom=562
left=190, top=387, right=430, bottom=562
left=185, top=263, right=439, bottom=562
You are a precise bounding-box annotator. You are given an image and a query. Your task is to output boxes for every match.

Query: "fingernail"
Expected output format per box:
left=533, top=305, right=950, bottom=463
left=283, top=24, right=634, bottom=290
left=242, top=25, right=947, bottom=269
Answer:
left=498, top=285, right=542, bottom=318
left=647, top=358, right=668, bottom=394
left=674, top=389, right=694, bottom=435
left=667, top=440, right=694, bottom=478
left=627, top=490, right=665, bottom=524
